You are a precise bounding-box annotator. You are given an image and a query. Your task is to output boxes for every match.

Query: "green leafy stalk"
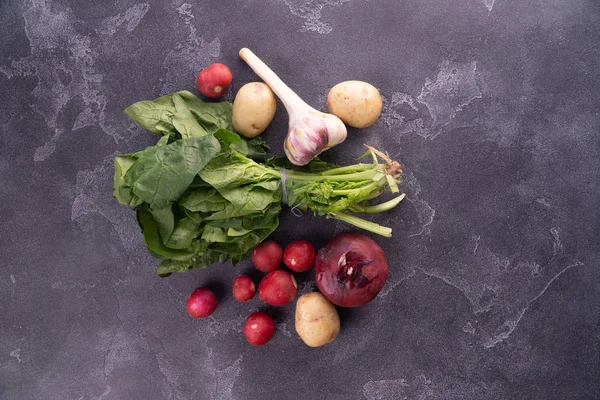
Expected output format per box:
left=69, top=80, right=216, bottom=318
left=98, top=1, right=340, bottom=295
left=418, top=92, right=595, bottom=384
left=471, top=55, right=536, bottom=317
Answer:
left=351, top=194, right=406, bottom=214
left=328, top=212, right=392, bottom=237
left=113, top=91, right=405, bottom=276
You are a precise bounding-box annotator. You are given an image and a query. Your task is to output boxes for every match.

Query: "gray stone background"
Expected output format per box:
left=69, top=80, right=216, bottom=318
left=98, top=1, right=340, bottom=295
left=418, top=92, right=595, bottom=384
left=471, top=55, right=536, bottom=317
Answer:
left=1, top=0, right=599, bottom=399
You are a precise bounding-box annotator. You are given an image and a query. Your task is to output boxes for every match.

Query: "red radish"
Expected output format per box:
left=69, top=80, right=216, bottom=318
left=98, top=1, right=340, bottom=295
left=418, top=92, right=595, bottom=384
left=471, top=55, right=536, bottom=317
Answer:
left=251, top=240, right=283, bottom=273
left=283, top=240, right=316, bottom=272
left=243, top=312, right=275, bottom=346
left=258, top=270, right=297, bottom=306
left=186, top=288, right=217, bottom=318
left=315, top=233, right=388, bottom=307
left=232, top=275, right=256, bottom=303
left=196, top=63, right=232, bottom=98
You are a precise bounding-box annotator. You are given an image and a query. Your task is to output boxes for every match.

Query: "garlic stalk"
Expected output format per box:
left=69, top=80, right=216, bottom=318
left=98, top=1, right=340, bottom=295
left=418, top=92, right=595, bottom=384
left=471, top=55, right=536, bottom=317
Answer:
left=239, top=48, right=347, bottom=166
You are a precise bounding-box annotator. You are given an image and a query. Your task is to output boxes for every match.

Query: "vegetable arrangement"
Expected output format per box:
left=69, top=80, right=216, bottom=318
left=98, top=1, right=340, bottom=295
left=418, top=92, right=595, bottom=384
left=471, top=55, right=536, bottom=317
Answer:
left=114, top=92, right=403, bottom=277
left=114, top=48, right=404, bottom=348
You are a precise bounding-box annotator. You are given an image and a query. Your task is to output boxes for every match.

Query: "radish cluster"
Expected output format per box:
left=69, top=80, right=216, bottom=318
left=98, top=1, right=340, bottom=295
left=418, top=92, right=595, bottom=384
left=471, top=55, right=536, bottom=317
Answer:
left=185, top=233, right=388, bottom=347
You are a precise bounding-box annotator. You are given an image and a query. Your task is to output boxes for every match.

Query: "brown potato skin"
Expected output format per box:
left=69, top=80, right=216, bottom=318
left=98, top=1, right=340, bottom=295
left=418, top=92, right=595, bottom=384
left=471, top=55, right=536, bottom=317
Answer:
left=327, top=80, right=382, bottom=128
left=295, top=292, right=340, bottom=347
left=233, top=82, right=276, bottom=138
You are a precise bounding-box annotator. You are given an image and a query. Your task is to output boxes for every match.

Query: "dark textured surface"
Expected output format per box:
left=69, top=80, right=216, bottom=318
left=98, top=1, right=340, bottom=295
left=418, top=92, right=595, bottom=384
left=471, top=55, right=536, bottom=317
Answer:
left=1, top=0, right=599, bottom=399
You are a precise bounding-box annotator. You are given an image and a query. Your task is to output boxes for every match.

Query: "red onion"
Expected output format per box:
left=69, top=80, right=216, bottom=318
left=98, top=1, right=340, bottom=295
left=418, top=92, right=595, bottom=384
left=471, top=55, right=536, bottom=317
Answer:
left=315, top=233, right=388, bottom=307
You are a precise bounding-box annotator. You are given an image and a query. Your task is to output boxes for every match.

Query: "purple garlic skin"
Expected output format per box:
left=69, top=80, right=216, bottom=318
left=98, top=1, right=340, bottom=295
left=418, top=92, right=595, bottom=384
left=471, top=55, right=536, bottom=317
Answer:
left=284, top=110, right=347, bottom=166
left=239, top=48, right=348, bottom=166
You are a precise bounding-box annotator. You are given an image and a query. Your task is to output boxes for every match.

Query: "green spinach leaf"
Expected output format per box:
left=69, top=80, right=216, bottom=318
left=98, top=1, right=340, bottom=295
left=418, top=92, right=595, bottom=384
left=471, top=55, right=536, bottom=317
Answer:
left=124, top=90, right=233, bottom=138
left=124, top=135, right=220, bottom=210
left=206, top=181, right=281, bottom=220
left=199, top=149, right=279, bottom=190
left=165, top=217, right=201, bottom=249
left=178, top=91, right=234, bottom=133
left=136, top=206, right=200, bottom=261
left=179, top=188, right=228, bottom=213
left=149, top=206, right=175, bottom=244
left=113, top=154, right=143, bottom=207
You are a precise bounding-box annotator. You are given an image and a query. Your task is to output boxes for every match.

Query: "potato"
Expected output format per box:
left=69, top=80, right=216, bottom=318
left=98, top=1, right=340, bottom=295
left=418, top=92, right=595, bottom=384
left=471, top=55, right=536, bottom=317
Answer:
left=232, top=82, right=276, bottom=138
left=327, top=80, right=383, bottom=128
left=295, top=292, right=340, bottom=347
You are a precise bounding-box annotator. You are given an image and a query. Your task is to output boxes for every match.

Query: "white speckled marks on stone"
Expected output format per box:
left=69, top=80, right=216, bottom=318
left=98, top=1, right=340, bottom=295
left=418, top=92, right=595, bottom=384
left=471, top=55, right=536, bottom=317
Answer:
left=415, top=265, right=503, bottom=314
left=379, top=226, right=583, bottom=349
left=211, top=356, right=243, bottom=400
left=380, top=60, right=482, bottom=140
left=417, top=61, right=481, bottom=138
left=277, top=322, right=293, bottom=337
left=536, top=197, right=551, bottom=208
left=463, top=321, right=476, bottom=335
left=380, top=92, right=429, bottom=137
left=72, top=107, right=97, bottom=131
left=0, top=58, right=36, bottom=79
left=550, top=227, right=562, bottom=255
left=207, top=315, right=246, bottom=335
left=362, top=375, right=433, bottom=400
left=379, top=268, right=416, bottom=298
left=0, top=1, right=150, bottom=162
left=203, top=318, right=244, bottom=400
left=402, top=171, right=436, bottom=237
left=93, top=385, right=112, bottom=400
left=280, top=0, right=355, bottom=34
left=518, top=261, right=541, bottom=277
left=160, top=4, right=220, bottom=93
left=98, top=3, right=150, bottom=35
left=482, top=258, right=583, bottom=348
left=481, top=0, right=495, bottom=13
left=142, top=310, right=245, bottom=399
left=473, top=234, right=481, bottom=254
left=10, top=348, right=23, bottom=363
left=71, top=155, right=144, bottom=257
left=51, top=280, right=97, bottom=297
left=102, top=331, right=142, bottom=382
left=427, top=231, right=581, bottom=348
left=182, top=317, right=245, bottom=399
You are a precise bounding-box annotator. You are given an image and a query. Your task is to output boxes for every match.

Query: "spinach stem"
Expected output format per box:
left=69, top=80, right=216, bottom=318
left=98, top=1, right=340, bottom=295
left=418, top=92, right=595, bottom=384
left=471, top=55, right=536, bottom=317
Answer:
left=319, top=163, right=374, bottom=176
left=351, top=194, right=406, bottom=214
left=329, top=181, right=378, bottom=196
left=275, top=169, right=380, bottom=182
left=328, top=212, right=392, bottom=237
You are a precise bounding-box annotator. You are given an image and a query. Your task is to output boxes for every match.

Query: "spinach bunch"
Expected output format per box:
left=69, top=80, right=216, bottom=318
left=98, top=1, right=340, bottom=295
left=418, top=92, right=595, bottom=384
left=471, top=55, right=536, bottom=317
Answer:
left=113, top=91, right=404, bottom=276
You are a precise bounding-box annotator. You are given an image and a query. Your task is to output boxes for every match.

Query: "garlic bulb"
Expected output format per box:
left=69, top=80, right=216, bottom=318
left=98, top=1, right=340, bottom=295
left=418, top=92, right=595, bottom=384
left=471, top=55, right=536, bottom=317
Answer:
left=239, top=48, right=347, bottom=166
